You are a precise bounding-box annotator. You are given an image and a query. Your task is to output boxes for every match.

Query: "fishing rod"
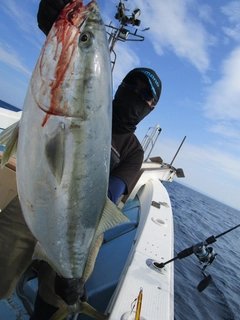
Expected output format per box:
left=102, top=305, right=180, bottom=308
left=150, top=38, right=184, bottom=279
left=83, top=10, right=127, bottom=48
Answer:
left=154, top=224, right=240, bottom=292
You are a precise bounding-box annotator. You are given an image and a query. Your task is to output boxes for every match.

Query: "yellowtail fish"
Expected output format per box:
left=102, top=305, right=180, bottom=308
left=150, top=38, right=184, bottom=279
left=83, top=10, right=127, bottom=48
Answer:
left=0, top=0, right=129, bottom=318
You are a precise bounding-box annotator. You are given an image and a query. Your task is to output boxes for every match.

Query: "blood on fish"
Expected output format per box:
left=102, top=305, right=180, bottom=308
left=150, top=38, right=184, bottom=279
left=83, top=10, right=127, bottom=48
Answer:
left=41, top=0, right=96, bottom=126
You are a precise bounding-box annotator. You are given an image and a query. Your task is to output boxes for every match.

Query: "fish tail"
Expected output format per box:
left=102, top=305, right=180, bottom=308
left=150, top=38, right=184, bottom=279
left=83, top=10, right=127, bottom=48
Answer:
left=49, top=301, right=108, bottom=320
left=49, top=304, right=69, bottom=320
left=79, top=301, right=109, bottom=320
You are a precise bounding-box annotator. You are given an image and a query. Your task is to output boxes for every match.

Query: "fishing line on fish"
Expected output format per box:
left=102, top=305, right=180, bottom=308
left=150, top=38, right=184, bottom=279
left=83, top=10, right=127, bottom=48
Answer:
left=153, top=223, right=240, bottom=292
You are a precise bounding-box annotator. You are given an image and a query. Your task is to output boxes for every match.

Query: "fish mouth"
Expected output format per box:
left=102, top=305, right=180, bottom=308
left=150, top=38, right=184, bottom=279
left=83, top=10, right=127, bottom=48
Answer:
left=60, top=0, right=98, bottom=30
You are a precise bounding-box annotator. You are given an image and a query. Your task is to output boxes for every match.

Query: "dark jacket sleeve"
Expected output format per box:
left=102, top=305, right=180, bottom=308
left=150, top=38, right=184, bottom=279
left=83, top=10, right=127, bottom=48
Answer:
left=111, top=132, right=144, bottom=194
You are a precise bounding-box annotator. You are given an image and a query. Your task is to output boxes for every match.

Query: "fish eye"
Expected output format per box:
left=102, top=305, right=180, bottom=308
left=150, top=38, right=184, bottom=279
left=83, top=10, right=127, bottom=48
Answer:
left=79, top=32, right=93, bottom=48
left=80, top=33, right=89, bottom=42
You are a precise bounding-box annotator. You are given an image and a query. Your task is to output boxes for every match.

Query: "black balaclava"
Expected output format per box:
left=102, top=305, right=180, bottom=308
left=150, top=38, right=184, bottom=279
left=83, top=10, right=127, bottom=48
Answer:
left=112, top=86, right=153, bottom=133
left=112, top=68, right=162, bottom=134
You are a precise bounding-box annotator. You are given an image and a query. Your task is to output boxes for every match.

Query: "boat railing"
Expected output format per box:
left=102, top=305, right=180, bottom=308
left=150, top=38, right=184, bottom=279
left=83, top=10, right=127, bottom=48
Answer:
left=141, top=124, right=162, bottom=161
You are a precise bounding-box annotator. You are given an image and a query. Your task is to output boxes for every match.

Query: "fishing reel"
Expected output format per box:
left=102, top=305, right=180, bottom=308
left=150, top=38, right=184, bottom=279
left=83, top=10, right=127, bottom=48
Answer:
left=193, top=242, right=217, bottom=268
left=192, top=242, right=217, bottom=292
left=155, top=224, right=240, bottom=292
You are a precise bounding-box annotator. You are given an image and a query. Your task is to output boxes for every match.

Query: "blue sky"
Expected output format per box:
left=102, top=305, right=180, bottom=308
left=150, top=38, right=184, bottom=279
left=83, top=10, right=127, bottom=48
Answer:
left=0, top=0, right=240, bottom=210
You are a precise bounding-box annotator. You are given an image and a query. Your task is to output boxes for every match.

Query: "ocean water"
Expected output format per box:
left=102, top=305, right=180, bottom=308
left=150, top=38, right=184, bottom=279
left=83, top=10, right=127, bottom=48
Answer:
left=163, top=181, right=240, bottom=320
left=0, top=99, right=21, bottom=112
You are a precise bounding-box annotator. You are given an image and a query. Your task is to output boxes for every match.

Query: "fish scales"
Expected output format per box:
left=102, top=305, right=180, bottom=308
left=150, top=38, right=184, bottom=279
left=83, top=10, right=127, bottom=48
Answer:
left=14, top=0, right=114, bottom=279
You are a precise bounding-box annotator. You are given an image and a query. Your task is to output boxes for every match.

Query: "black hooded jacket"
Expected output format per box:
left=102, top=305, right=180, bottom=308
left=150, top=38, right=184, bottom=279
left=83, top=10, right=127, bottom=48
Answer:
left=110, top=85, right=154, bottom=194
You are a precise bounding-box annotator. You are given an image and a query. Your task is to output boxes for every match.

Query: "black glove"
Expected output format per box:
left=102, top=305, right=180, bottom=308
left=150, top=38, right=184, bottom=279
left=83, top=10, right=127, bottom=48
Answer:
left=37, top=0, right=70, bottom=35
left=55, top=274, right=87, bottom=305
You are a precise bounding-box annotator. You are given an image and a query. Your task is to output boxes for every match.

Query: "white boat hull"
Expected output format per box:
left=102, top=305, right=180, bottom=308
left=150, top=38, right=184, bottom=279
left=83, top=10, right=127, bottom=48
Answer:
left=108, top=178, right=174, bottom=320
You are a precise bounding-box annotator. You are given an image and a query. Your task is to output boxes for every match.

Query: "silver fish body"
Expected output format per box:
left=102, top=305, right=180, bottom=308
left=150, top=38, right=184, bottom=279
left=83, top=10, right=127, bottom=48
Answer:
left=12, top=0, right=125, bottom=279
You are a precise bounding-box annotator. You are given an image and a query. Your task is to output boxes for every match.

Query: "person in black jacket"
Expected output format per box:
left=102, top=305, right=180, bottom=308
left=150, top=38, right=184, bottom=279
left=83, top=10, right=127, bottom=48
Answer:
left=0, top=1, right=162, bottom=319
left=109, top=67, right=161, bottom=203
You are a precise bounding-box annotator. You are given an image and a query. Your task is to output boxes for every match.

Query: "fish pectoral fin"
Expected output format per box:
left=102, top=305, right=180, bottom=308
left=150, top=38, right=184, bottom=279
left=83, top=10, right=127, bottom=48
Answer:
left=0, top=121, right=19, bottom=168
left=83, top=198, right=129, bottom=280
left=45, top=122, right=65, bottom=185
left=97, top=198, right=130, bottom=234
left=32, top=242, right=61, bottom=275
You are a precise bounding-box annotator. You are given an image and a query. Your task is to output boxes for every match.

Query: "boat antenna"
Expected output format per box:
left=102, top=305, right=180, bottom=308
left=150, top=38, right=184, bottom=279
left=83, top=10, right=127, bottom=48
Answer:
left=105, top=0, right=148, bottom=70
left=153, top=223, right=240, bottom=292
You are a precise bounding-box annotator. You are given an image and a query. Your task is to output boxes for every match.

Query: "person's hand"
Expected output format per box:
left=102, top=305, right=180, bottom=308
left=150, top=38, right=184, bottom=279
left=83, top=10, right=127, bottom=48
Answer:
left=37, top=0, right=70, bottom=35
left=55, top=274, right=87, bottom=305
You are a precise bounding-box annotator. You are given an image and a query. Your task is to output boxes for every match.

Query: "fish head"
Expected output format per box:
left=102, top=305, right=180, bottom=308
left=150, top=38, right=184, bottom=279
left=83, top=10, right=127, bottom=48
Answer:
left=32, top=0, right=112, bottom=124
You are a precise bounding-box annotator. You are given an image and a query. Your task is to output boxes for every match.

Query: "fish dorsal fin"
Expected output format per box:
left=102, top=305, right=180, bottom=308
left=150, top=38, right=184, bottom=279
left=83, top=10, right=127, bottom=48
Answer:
left=45, top=122, right=65, bottom=185
left=83, top=198, right=130, bottom=280
left=0, top=121, right=19, bottom=168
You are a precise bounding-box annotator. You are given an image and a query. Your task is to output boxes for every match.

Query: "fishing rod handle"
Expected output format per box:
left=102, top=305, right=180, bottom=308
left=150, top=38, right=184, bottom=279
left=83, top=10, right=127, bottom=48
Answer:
left=177, top=246, right=194, bottom=259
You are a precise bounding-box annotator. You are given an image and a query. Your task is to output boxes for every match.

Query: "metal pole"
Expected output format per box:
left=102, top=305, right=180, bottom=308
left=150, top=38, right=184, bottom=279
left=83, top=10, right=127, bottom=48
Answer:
left=170, top=136, right=186, bottom=166
left=144, top=127, right=162, bottom=161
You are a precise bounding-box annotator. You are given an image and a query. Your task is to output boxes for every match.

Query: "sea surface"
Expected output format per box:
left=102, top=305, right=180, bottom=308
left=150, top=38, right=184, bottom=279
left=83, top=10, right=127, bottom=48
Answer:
left=0, top=99, right=21, bottom=112
left=163, top=181, right=240, bottom=320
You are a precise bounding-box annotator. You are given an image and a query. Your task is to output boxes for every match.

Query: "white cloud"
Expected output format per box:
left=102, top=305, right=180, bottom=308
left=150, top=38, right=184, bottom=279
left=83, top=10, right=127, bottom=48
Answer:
left=203, top=46, right=240, bottom=121
left=209, top=122, right=240, bottom=141
left=155, top=137, right=240, bottom=181
left=178, top=142, right=240, bottom=210
left=201, top=46, right=240, bottom=150
left=0, top=0, right=36, bottom=33
left=221, top=1, right=240, bottom=42
left=197, top=4, right=214, bottom=24
left=221, top=1, right=240, bottom=23
left=0, top=0, right=44, bottom=50
left=112, top=44, right=141, bottom=93
left=0, top=42, right=31, bottom=76
left=182, top=143, right=240, bottom=180
left=150, top=137, right=240, bottom=209
left=222, top=26, right=240, bottom=42
left=127, top=0, right=214, bottom=73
